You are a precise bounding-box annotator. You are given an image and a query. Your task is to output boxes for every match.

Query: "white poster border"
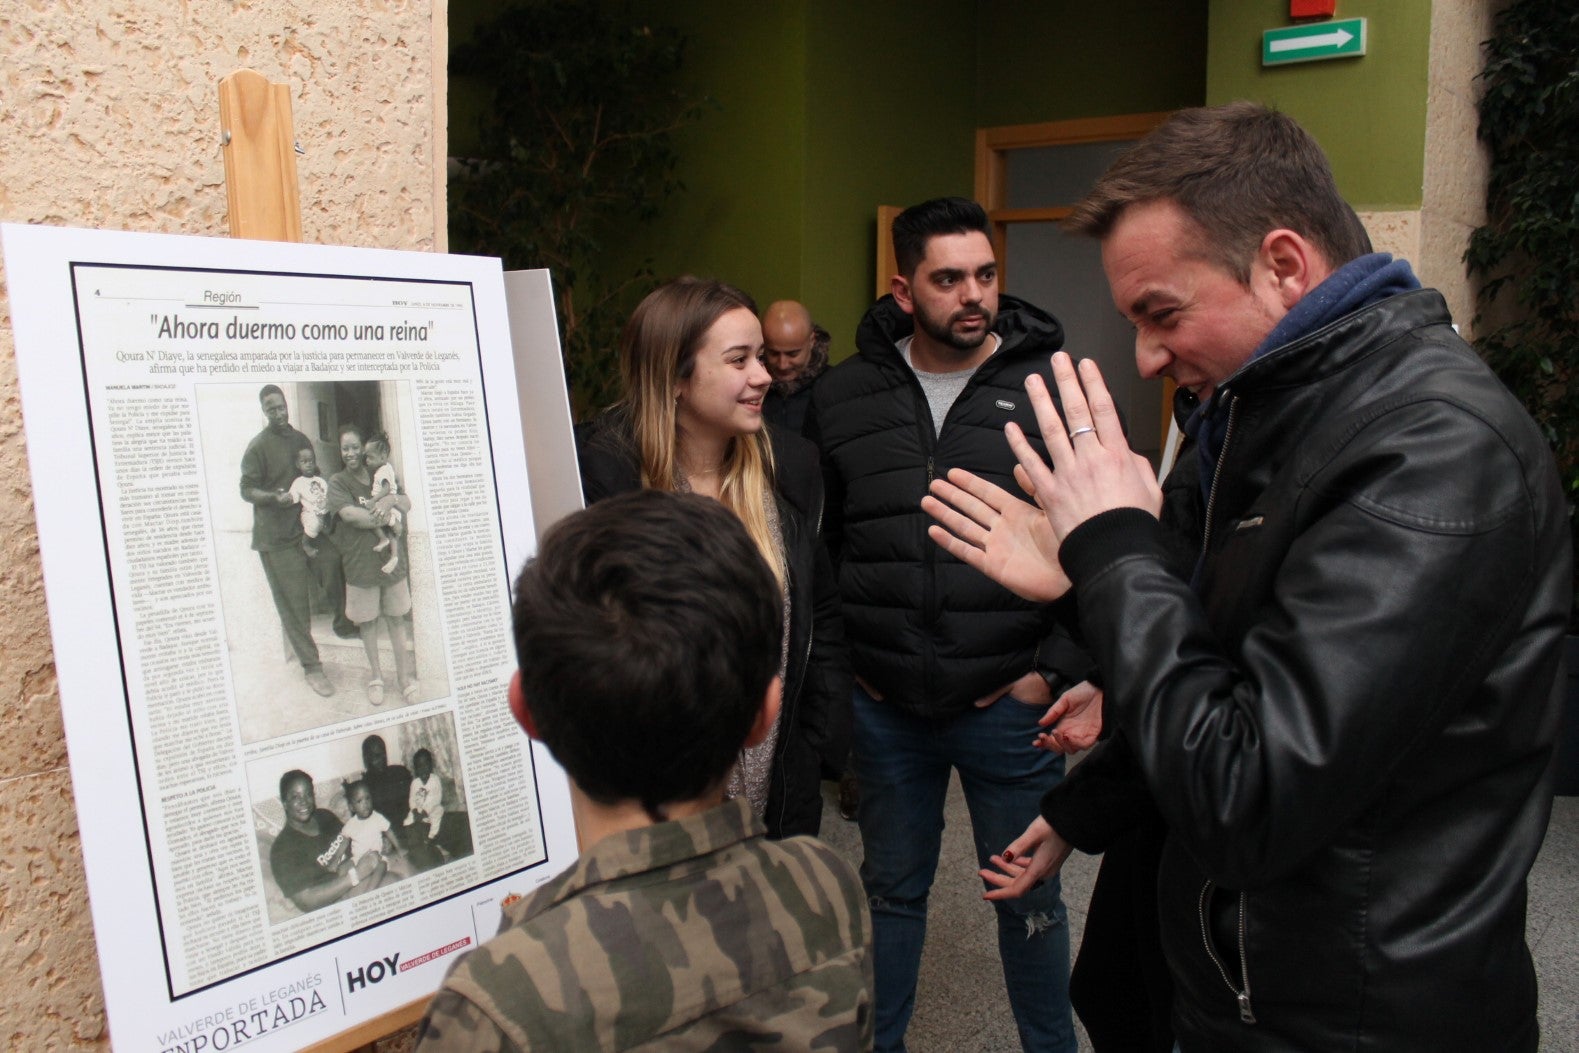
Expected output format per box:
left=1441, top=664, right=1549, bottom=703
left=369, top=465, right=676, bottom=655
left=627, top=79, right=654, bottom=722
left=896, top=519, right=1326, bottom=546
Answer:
left=2, top=223, right=578, bottom=1053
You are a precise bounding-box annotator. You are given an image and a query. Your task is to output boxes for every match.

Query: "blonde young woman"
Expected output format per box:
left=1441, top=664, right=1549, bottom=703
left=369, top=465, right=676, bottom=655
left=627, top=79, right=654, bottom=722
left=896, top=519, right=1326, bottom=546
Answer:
left=576, top=277, right=850, bottom=838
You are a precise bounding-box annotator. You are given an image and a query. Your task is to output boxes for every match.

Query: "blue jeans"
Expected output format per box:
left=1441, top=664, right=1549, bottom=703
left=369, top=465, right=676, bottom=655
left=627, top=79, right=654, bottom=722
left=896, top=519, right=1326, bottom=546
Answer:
left=852, top=685, right=1075, bottom=1053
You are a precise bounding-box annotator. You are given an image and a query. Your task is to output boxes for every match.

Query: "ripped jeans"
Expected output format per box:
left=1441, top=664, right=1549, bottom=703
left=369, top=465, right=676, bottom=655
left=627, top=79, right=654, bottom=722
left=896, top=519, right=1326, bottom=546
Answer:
left=852, top=684, right=1075, bottom=1053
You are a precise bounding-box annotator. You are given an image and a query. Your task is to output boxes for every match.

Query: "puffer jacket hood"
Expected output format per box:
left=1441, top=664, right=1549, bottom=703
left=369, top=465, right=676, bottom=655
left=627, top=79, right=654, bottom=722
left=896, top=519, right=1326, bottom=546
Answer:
left=854, top=292, right=1064, bottom=366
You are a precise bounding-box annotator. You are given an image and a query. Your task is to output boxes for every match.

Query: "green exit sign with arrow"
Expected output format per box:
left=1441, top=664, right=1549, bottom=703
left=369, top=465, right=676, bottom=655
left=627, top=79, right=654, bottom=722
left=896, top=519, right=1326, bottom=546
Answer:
left=1262, top=17, right=1367, bottom=66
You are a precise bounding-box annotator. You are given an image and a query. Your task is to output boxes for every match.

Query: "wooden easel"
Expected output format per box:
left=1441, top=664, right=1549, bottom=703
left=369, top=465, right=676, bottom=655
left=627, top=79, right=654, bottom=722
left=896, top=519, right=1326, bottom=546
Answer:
left=219, top=70, right=303, bottom=242
left=217, top=68, right=427, bottom=1053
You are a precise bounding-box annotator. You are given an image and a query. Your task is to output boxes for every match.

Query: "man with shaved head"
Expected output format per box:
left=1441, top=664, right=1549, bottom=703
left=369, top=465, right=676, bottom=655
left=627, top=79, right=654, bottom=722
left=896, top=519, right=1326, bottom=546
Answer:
left=760, top=299, right=830, bottom=435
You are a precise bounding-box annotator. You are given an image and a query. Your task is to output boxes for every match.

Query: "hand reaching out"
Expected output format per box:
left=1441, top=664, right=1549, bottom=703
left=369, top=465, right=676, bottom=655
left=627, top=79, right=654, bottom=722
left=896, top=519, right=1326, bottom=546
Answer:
left=925, top=353, right=1164, bottom=600
left=1034, top=680, right=1103, bottom=754
left=923, top=469, right=1071, bottom=603
left=981, top=816, right=1074, bottom=901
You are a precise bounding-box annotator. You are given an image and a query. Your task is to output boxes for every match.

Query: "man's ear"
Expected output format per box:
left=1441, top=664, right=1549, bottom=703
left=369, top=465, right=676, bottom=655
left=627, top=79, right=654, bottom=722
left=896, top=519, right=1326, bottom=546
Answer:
left=743, top=676, right=784, bottom=749
left=507, top=671, right=540, bottom=740
left=1259, top=228, right=1328, bottom=309
left=890, top=273, right=916, bottom=316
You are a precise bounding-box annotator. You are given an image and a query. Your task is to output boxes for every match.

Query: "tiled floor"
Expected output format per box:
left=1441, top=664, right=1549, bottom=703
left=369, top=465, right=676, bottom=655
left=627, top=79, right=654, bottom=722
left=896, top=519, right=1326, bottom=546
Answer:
left=819, top=782, right=1579, bottom=1052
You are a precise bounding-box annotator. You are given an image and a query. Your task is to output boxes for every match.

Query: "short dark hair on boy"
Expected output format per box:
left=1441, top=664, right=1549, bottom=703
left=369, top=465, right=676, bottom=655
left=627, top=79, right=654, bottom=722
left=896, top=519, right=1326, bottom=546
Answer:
left=259, top=384, right=285, bottom=404
left=511, top=490, right=782, bottom=814
left=1064, top=102, right=1372, bottom=282
left=892, top=196, right=991, bottom=277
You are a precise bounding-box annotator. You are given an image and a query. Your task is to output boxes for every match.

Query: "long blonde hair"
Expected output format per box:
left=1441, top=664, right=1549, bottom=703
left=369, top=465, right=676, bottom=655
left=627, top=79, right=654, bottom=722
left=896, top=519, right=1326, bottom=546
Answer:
left=618, top=277, right=785, bottom=589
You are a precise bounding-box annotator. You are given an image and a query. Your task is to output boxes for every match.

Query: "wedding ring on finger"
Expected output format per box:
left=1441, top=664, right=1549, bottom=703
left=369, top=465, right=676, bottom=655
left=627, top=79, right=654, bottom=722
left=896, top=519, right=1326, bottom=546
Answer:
left=1068, top=426, right=1096, bottom=440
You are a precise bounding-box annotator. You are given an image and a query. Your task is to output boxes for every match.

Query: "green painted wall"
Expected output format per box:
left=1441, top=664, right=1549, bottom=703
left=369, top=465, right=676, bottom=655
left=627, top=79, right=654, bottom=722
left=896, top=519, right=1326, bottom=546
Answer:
left=447, top=2, right=1213, bottom=361
left=447, top=0, right=811, bottom=340
left=613, top=1, right=808, bottom=316
left=975, top=0, right=1209, bottom=127
left=788, top=0, right=1210, bottom=355
left=1206, top=0, right=1430, bottom=210
left=800, top=1, right=978, bottom=356
left=448, top=2, right=1438, bottom=365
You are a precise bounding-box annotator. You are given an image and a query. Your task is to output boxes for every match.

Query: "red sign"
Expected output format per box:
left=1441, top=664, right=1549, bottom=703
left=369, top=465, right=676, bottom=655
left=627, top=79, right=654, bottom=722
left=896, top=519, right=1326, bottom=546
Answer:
left=1291, top=0, right=1337, bottom=18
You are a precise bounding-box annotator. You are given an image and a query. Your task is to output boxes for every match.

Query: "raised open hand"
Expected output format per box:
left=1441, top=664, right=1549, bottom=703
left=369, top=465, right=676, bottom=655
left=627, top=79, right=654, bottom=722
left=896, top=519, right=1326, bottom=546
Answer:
left=923, top=468, right=1071, bottom=603
left=980, top=816, right=1074, bottom=902
left=1006, top=353, right=1163, bottom=544
left=1033, top=679, right=1103, bottom=754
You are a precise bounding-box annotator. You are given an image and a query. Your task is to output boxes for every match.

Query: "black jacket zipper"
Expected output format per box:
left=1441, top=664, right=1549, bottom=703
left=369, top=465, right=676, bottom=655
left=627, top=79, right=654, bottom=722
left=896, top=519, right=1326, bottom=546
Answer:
left=1200, top=395, right=1241, bottom=557
left=1198, top=880, right=1256, bottom=1025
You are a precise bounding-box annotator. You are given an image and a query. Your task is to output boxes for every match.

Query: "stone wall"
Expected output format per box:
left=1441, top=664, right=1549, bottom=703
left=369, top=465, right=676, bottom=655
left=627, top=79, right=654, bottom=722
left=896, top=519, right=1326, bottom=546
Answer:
left=1419, top=0, right=1496, bottom=338
left=0, top=3, right=445, bottom=1047
left=1360, top=1, right=1495, bottom=338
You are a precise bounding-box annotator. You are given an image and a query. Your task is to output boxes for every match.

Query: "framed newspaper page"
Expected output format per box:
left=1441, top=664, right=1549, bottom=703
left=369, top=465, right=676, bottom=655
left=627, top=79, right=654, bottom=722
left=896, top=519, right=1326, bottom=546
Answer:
left=1, top=223, right=578, bottom=1052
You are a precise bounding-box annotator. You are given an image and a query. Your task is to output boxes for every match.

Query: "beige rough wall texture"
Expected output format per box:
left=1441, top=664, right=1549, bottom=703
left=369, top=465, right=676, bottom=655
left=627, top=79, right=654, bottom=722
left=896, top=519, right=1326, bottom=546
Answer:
left=1357, top=209, right=1423, bottom=267
left=1355, top=1, right=1493, bottom=341
left=0, top=2, right=444, bottom=1048
left=1420, top=0, right=1495, bottom=339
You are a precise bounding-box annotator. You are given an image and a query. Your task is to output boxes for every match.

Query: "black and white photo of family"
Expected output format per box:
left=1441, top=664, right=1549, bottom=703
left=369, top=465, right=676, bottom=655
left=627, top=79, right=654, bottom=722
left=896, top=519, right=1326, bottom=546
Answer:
left=197, top=380, right=450, bottom=743
left=248, top=715, right=474, bottom=924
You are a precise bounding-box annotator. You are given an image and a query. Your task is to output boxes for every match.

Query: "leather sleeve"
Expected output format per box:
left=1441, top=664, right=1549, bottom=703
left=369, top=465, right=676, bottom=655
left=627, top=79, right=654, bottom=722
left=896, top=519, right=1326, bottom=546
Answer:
left=1040, top=734, right=1162, bottom=855
left=1059, top=401, right=1558, bottom=888
left=1034, top=605, right=1099, bottom=693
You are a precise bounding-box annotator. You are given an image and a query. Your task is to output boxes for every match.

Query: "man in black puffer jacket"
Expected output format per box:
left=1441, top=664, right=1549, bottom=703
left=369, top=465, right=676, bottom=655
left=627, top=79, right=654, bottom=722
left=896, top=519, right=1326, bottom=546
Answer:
left=807, top=197, right=1079, bottom=1053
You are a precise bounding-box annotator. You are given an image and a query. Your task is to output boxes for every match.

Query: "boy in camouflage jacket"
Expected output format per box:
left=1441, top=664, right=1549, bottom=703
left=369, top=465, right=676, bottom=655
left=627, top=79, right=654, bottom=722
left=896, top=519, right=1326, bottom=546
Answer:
left=417, top=490, right=873, bottom=1052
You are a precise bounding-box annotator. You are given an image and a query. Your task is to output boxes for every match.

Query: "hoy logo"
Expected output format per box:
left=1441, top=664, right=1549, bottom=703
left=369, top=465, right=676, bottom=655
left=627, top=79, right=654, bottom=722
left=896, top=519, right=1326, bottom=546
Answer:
left=346, top=953, right=401, bottom=993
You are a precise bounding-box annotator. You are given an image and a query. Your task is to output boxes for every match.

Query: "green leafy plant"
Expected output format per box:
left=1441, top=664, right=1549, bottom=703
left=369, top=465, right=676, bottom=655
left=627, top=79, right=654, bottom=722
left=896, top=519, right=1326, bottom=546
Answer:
left=1467, top=2, right=1579, bottom=622
left=449, top=1, right=705, bottom=415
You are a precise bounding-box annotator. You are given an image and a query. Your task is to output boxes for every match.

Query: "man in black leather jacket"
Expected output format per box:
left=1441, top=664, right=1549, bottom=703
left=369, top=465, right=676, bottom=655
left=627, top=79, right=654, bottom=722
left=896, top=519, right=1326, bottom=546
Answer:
left=930, top=104, right=1570, bottom=1052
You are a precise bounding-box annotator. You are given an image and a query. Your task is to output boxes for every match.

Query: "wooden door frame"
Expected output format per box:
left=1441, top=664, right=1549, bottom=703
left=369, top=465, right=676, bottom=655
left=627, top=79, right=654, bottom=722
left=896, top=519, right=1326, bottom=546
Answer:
left=974, top=111, right=1175, bottom=442
left=975, top=111, right=1171, bottom=280
left=876, top=113, right=1167, bottom=299
left=876, top=205, right=903, bottom=299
